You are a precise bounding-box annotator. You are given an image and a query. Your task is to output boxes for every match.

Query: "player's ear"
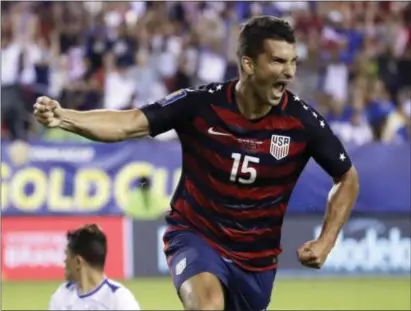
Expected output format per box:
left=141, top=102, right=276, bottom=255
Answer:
left=75, top=255, right=83, bottom=268
left=241, top=56, right=255, bottom=76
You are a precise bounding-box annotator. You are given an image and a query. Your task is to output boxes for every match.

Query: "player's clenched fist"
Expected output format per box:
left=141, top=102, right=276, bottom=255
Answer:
left=33, top=96, right=62, bottom=128
left=297, top=239, right=333, bottom=269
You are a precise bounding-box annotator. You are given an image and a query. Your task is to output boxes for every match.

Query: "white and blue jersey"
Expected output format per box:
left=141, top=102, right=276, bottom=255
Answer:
left=48, top=278, right=140, bottom=310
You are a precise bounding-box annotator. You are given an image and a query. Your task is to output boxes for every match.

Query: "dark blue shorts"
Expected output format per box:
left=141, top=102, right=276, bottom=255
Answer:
left=164, top=229, right=277, bottom=311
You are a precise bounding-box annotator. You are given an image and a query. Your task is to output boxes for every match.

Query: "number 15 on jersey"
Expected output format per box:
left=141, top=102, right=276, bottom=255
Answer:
left=230, top=153, right=260, bottom=184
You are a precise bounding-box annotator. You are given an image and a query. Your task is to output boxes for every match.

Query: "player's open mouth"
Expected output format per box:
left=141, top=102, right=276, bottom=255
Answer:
left=273, top=82, right=286, bottom=92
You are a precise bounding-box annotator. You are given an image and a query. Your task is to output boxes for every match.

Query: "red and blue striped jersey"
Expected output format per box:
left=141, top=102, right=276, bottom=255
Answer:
left=141, top=80, right=352, bottom=272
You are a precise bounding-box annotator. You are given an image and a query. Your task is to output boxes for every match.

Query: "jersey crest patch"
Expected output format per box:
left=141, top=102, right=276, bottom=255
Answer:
left=158, top=89, right=187, bottom=107
left=270, top=135, right=291, bottom=160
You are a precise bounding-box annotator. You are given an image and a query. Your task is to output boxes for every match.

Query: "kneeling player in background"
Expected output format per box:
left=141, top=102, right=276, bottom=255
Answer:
left=48, top=224, right=140, bottom=310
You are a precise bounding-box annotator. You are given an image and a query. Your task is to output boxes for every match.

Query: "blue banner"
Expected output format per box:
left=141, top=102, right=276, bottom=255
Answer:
left=1, top=140, right=410, bottom=215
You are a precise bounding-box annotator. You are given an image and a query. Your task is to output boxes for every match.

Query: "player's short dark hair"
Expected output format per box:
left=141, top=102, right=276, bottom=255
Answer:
left=67, top=224, right=107, bottom=270
left=237, top=16, right=296, bottom=60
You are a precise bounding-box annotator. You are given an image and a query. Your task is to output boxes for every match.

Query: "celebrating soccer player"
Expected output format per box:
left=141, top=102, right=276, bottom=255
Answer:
left=36, top=16, right=359, bottom=311
left=48, top=224, right=140, bottom=310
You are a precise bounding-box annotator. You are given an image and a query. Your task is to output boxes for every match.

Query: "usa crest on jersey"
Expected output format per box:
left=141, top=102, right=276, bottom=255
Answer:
left=270, top=135, right=291, bottom=160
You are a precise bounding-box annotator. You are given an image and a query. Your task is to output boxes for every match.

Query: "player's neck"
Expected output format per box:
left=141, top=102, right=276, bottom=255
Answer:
left=235, top=80, right=273, bottom=120
left=77, top=269, right=106, bottom=295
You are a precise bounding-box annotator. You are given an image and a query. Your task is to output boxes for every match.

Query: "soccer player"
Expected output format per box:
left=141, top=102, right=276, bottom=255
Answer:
left=48, top=224, right=140, bottom=310
left=35, top=16, right=359, bottom=311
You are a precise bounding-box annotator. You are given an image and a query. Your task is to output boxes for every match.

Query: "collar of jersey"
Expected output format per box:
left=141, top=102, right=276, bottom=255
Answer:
left=77, top=278, right=108, bottom=298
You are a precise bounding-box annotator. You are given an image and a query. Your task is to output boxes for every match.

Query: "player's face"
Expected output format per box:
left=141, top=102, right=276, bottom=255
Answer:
left=64, top=247, right=80, bottom=282
left=251, top=39, right=297, bottom=106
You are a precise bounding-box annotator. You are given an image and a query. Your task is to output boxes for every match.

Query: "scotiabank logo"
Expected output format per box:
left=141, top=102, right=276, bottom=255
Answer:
left=2, top=216, right=126, bottom=281
left=314, top=219, right=411, bottom=272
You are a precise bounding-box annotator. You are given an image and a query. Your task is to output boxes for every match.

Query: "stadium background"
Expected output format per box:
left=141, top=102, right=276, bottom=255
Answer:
left=1, top=1, right=410, bottom=309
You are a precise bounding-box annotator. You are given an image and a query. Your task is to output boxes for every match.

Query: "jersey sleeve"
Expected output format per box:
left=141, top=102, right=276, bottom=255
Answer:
left=48, top=293, right=58, bottom=310
left=114, top=287, right=141, bottom=310
left=305, top=106, right=353, bottom=178
left=140, top=87, right=208, bottom=137
left=48, top=283, right=65, bottom=310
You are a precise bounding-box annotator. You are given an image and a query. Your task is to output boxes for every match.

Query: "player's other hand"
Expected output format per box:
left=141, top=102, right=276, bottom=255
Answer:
left=33, top=96, right=63, bottom=128
left=297, top=239, right=333, bottom=269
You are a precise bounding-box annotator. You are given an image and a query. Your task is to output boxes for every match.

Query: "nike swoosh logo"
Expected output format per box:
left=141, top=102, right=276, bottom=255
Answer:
left=208, top=127, right=231, bottom=137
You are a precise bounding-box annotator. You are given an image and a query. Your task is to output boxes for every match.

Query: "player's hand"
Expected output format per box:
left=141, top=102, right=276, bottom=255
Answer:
left=33, top=96, right=63, bottom=128
left=297, top=239, right=333, bottom=269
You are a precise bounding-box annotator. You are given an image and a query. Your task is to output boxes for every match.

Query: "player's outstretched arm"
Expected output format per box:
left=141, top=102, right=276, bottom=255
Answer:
left=33, top=96, right=150, bottom=142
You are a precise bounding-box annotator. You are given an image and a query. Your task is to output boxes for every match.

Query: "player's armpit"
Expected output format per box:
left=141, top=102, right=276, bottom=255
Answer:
left=59, top=108, right=150, bottom=142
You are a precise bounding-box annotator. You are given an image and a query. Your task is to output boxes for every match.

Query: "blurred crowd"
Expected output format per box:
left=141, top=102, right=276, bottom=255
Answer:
left=1, top=1, right=410, bottom=144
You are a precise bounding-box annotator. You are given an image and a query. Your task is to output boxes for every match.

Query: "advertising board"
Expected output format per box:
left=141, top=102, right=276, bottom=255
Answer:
left=131, top=215, right=411, bottom=277
left=2, top=140, right=410, bottom=215
left=2, top=216, right=127, bottom=280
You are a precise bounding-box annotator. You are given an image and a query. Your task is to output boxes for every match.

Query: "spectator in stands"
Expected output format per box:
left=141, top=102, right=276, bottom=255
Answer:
left=84, top=13, right=112, bottom=76
left=1, top=26, right=27, bottom=141
left=2, top=1, right=410, bottom=144
left=384, top=87, right=411, bottom=144
left=366, top=79, right=397, bottom=140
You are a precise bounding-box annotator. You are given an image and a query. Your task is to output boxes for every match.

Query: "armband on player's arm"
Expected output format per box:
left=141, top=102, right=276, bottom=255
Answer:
left=59, top=108, right=150, bottom=142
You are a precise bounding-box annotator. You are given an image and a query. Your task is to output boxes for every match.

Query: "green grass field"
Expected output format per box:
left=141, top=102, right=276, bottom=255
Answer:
left=2, top=277, right=410, bottom=310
